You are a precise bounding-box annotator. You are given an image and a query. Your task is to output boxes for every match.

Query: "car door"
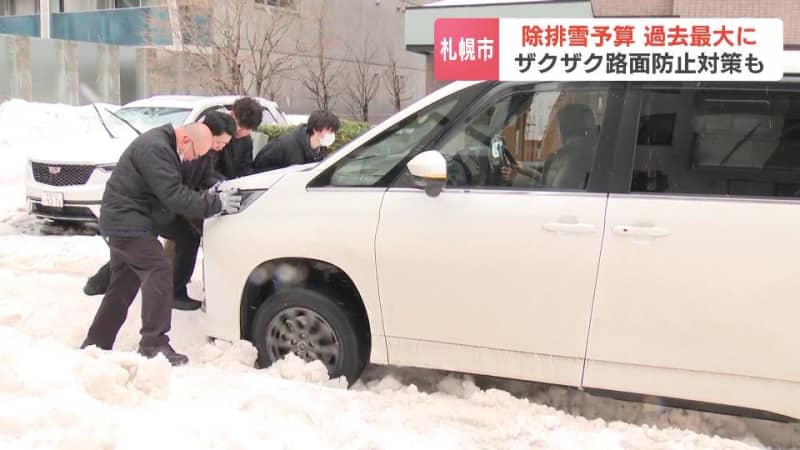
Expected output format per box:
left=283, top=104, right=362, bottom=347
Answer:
left=375, top=83, right=622, bottom=387
left=584, top=83, right=800, bottom=419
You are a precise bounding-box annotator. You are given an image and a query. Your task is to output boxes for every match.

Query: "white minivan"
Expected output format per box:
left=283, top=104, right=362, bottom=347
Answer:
left=203, top=78, right=800, bottom=422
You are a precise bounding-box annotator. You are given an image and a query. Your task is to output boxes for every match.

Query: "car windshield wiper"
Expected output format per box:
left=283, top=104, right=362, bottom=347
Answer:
left=91, top=103, right=116, bottom=139
left=104, top=107, right=142, bottom=136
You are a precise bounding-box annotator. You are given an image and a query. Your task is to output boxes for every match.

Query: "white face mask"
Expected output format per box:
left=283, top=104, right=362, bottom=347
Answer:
left=320, top=132, right=335, bottom=147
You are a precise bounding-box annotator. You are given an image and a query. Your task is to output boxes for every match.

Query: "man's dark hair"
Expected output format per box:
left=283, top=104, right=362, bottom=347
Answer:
left=232, top=97, right=263, bottom=131
left=203, top=111, right=237, bottom=137
left=306, top=110, right=341, bottom=134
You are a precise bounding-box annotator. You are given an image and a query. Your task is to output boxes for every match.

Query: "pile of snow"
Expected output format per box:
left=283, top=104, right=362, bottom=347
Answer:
left=0, top=98, right=799, bottom=449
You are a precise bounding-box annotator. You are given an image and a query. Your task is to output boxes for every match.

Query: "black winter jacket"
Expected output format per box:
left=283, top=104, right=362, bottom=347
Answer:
left=99, top=124, right=222, bottom=238
left=181, top=152, right=222, bottom=191
left=252, top=125, right=323, bottom=173
left=214, top=135, right=254, bottom=180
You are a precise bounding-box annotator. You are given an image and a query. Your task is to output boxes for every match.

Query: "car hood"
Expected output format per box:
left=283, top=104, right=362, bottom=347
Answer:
left=220, top=162, right=320, bottom=191
left=27, top=137, right=132, bottom=165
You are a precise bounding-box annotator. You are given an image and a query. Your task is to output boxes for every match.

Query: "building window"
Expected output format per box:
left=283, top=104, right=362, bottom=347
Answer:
left=0, top=0, right=39, bottom=15
left=110, top=0, right=164, bottom=8
left=255, top=0, right=296, bottom=10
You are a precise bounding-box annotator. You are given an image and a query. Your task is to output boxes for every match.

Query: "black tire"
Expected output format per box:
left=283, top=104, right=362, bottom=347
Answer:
left=252, top=287, right=367, bottom=385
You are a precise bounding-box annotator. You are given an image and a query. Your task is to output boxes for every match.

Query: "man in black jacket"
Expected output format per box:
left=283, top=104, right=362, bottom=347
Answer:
left=81, top=121, right=241, bottom=366
left=83, top=112, right=237, bottom=312
left=164, top=101, right=261, bottom=309
left=212, top=97, right=264, bottom=180
left=252, top=110, right=340, bottom=173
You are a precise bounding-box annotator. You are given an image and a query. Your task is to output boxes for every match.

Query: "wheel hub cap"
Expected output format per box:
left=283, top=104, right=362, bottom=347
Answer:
left=265, top=306, right=340, bottom=373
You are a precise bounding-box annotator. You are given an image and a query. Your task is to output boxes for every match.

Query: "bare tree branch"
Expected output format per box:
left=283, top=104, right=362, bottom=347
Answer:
left=244, top=7, right=296, bottom=99
left=384, top=47, right=413, bottom=113
left=344, top=35, right=381, bottom=122
left=301, top=12, right=342, bottom=111
left=142, top=0, right=298, bottom=97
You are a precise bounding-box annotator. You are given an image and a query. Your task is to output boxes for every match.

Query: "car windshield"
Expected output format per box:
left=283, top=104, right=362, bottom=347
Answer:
left=113, top=107, right=192, bottom=132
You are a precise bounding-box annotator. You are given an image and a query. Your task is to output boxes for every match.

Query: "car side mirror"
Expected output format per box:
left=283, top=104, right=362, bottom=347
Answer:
left=407, top=150, right=447, bottom=197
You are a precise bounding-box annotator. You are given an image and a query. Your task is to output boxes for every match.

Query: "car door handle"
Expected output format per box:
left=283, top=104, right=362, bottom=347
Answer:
left=612, top=225, right=670, bottom=238
left=543, top=222, right=597, bottom=234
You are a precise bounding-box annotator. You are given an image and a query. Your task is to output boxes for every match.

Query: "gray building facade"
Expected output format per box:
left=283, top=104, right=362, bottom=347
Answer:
left=0, top=0, right=427, bottom=122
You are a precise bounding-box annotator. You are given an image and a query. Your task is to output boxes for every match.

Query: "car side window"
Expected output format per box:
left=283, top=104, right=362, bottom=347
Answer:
left=632, top=88, right=800, bottom=198
left=434, top=86, right=608, bottom=191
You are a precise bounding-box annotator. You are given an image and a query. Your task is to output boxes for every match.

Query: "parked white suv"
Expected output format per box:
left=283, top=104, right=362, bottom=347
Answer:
left=203, top=79, right=800, bottom=422
left=25, top=95, right=287, bottom=222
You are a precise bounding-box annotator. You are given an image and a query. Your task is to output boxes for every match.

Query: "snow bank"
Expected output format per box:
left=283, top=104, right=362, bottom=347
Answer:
left=78, top=346, right=172, bottom=405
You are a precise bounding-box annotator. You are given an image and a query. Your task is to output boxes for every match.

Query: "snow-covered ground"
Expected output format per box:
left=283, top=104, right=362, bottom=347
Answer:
left=1, top=98, right=799, bottom=449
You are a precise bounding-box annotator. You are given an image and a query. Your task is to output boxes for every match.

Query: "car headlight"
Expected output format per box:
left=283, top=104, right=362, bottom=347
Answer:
left=218, top=188, right=267, bottom=215
left=239, top=189, right=267, bottom=212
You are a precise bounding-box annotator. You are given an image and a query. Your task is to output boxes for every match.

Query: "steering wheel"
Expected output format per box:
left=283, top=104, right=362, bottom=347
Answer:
left=489, top=134, right=515, bottom=186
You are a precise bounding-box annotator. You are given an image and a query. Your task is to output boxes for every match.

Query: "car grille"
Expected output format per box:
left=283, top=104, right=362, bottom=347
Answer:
left=31, top=203, right=97, bottom=221
left=31, top=163, right=94, bottom=186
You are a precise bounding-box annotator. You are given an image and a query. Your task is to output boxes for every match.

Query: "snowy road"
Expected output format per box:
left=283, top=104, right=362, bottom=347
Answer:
left=1, top=99, right=798, bottom=449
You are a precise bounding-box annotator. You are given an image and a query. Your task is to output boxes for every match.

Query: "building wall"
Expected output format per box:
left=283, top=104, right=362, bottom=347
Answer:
left=673, top=0, right=800, bottom=47
left=63, top=0, right=104, bottom=11
left=282, top=0, right=427, bottom=121
left=590, top=0, right=673, bottom=16
left=0, top=33, right=126, bottom=104
left=591, top=0, right=800, bottom=46
left=0, top=0, right=426, bottom=121
left=154, top=0, right=427, bottom=122
left=62, top=0, right=164, bottom=12
left=3, top=0, right=38, bottom=15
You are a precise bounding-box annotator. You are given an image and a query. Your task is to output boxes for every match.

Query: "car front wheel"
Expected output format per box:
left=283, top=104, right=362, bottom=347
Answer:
left=252, top=287, right=367, bottom=384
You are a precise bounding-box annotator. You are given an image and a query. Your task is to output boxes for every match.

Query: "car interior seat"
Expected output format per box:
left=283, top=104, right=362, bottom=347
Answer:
left=541, top=103, right=597, bottom=189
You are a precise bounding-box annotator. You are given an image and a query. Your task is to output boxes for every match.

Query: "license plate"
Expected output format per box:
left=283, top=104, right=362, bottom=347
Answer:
left=41, top=191, right=64, bottom=208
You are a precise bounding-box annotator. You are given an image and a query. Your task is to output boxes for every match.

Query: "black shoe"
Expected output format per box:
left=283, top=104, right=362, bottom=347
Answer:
left=83, top=278, right=106, bottom=296
left=173, top=292, right=202, bottom=311
left=137, top=343, right=188, bottom=366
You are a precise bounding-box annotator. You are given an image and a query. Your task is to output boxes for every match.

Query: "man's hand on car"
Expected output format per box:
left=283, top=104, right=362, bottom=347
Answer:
left=207, top=180, right=224, bottom=193
left=218, top=188, right=242, bottom=214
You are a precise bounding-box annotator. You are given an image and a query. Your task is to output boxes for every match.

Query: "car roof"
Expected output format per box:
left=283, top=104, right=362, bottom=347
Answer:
left=120, top=95, right=280, bottom=110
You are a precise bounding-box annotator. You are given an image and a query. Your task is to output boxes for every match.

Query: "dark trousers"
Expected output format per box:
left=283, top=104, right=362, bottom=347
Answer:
left=87, top=217, right=201, bottom=296
left=159, top=217, right=201, bottom=296
left=84, top=236, right=173, bottom=349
